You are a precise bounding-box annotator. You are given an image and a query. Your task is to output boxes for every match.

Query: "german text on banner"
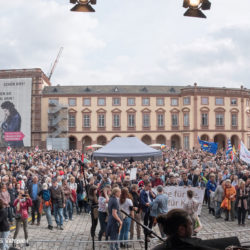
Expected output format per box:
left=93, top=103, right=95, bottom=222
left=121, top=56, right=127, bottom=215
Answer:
left=152, top=186, right=205, bottom=215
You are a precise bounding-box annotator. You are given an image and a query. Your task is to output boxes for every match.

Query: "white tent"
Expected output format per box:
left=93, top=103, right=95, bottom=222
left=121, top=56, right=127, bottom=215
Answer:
left=93, top=137, right=162, bottom=160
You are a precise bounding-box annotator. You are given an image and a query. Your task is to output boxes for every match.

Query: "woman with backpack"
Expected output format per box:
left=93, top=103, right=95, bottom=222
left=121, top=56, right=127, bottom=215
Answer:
left=39, top=183, right=53, bottom=230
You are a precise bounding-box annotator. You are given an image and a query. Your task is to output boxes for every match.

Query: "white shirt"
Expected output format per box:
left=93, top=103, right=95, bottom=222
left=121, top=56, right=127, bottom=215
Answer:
left=146, top=190, right=152, bottom=202
left=69, top=183, right=77, bottom=190
left=119, top=198, right=133, bottom=214
left=98, top=197, right=107, bottom=212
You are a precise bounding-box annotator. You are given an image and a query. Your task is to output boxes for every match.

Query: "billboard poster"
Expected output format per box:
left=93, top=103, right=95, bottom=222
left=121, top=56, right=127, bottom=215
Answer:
left=0, top=78, right=32, bottom=147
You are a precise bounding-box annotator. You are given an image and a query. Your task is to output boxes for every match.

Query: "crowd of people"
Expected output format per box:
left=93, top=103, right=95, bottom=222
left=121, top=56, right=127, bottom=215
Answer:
left=0, top=148, right=249, bottom=250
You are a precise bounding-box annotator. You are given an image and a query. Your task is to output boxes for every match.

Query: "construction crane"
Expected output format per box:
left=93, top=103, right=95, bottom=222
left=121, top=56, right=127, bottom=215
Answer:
left=48, top=47, right=64, bottom=81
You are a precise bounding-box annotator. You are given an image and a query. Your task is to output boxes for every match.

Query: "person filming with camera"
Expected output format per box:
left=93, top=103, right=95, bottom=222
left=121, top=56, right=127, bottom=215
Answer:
left=13, top=190, right=32, bottom=247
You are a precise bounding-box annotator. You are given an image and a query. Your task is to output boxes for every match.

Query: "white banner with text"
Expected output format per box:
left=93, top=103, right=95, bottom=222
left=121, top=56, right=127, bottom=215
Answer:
left=152, top=186, right=205, bottom=215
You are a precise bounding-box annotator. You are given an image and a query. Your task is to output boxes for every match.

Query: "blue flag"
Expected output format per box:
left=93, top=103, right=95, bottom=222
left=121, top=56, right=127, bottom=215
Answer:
left=198, top=137, right=218, bottom=154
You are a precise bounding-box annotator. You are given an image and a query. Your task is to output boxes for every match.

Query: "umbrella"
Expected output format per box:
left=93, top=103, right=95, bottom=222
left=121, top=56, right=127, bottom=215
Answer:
left=149, top=144, right=162, bottom=148
left=86, top=144, right=103, bottom=150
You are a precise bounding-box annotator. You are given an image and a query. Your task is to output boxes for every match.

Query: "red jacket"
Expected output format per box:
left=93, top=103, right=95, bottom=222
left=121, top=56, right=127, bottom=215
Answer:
left=13, top=198, right=32, bottom=219
left=151, top=178, right=163, bottom=188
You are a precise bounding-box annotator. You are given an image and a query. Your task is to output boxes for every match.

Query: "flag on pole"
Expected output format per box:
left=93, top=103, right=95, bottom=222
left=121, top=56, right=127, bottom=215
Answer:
left=198, top=137, right=218, bottom=154
left=233, top=145, right=236, bottom=154
left=226, top=138, right=234, bottom=161
left=6, top=146, right=12, bottom=153
left=240, top=141, right=250, bottom=164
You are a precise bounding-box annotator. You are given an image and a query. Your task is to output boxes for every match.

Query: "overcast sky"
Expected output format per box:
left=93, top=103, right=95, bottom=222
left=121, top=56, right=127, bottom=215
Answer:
left=1, top=0, right=250, bottom=88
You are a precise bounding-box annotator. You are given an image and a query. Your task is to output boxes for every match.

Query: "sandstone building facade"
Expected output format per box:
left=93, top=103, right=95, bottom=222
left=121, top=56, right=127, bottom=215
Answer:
left=1, top=68, right=250, bottom=151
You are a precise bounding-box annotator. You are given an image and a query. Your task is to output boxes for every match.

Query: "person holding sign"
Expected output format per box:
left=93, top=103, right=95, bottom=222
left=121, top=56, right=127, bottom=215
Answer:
left=183, top=190, right=200, bottom=234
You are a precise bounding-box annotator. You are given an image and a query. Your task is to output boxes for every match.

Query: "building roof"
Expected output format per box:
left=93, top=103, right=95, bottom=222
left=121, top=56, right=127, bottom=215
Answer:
left=42, top=84, right=249, bottom=96
left=43, top=85, right=185, bottom=95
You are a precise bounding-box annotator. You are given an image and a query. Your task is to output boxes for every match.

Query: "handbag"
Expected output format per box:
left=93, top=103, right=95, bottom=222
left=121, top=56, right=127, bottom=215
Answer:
left=15, top=213, right=21, bottom=220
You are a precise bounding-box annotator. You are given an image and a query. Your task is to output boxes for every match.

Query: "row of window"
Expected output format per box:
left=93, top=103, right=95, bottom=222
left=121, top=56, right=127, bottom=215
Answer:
left=50, top=97, right=241, bottom=107
left=68, top=112, right=239, bottom=128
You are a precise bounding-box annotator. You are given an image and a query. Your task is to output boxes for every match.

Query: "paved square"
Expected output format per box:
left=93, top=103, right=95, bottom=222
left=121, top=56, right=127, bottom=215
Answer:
left=9, top=205, right=250, bottom=250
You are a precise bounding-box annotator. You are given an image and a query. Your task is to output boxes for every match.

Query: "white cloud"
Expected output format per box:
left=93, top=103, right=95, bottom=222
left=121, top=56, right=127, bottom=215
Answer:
left=0, top=0, right=250, bottom=88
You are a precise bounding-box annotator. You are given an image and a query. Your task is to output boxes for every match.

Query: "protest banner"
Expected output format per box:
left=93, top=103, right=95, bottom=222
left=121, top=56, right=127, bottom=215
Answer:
left=152, top=186, right=205, bottom=215
left=130, top=168, right=137, bottom=180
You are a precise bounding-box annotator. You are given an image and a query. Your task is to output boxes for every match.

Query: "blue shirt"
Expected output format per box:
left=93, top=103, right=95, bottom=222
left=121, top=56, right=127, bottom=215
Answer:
left=32, top=183, right=38, bottom=200
left=151, top=193, right=168, bottom=217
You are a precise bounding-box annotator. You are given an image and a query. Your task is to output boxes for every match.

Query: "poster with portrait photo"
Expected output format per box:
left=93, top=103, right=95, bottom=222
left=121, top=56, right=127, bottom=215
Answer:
left=0, top=78, right=32, bottom=147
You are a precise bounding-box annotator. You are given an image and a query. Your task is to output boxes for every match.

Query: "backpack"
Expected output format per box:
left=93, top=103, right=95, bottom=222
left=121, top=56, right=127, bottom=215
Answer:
left=42, top=190, right=51, bottom=201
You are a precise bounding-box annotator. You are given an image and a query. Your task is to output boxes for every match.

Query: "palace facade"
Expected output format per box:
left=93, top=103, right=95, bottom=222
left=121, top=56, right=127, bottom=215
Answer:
left=1, top=68, right=250, bottom=151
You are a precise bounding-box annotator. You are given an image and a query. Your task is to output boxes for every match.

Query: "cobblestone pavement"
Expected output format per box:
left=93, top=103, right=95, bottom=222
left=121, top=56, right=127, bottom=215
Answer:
left=9, top=205, right=250, bottom=250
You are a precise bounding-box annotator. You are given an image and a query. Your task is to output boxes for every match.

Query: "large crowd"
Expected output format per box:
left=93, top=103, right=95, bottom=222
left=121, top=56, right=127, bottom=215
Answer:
left=0, top=148, right=249, bottom=250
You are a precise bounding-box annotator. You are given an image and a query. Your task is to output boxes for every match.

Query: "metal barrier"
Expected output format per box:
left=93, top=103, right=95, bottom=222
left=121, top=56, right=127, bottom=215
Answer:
left=16, top=239, right=146, bottom=250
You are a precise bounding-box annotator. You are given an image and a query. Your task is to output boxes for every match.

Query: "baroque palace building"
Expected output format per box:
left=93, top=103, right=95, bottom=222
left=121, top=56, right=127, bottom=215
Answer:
left=1, top=68, right=250, bottom=151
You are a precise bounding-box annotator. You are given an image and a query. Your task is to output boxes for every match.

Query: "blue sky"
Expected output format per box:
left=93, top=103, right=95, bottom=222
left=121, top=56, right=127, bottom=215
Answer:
left=1, top=0, right=250, bottom=88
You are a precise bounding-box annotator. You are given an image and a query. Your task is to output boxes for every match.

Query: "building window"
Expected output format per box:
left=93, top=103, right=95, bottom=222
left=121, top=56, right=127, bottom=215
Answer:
left=49, top=98, right=59, bottom=105
left=201, top=113, right=208, bottom=126
left=143, top=113, right=150, bottom=127
left=171, top=98, right=178, bottom=106
left=248, top=115, right=250, bottom=128
left=68, top=98, right=76, bottom=107
left=172, top=114, right=178, bottom=126
left=201, top=97, right=208, bottom=105
left=128, top=114, right=135, bottom=127
left=128, top=98, right=135, bottom=106
left=142, top=98, right=150, bottom=106
left=68, top=114, right=76, bottom=127
left=215, top=97, right=224, bottom=105
left=247, top=99, right=250, bottom=107
left=184, top=135, right=189, bottom=150
left=183, top=97, right=190, bottom=105
left=216, top=114, right=224, bottom=126
left=83, top=98, right=91, bottom=106
left=83, top=114, right=90, bottom=127
left=98, top=114, right=105, bottom=127
left=231, top=98, right=237, bottom=105
left=98, top=98, right=105, bottom=106
left=231, top=114, right=237, bottom=127
left=156, top=98, right=164, bottom=106
left=113, top=98, right=120, bottom=106
left=183, top=113, right=189, bottom=127
left=248, top=136, right=250, bottom=149
left=157, top=114, right=164, bottom=127
left=113, top=114, right=120, bottom=127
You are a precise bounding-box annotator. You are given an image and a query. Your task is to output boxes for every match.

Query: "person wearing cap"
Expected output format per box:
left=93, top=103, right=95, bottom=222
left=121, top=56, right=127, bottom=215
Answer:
left=150, top=185, right=168, bottom=238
